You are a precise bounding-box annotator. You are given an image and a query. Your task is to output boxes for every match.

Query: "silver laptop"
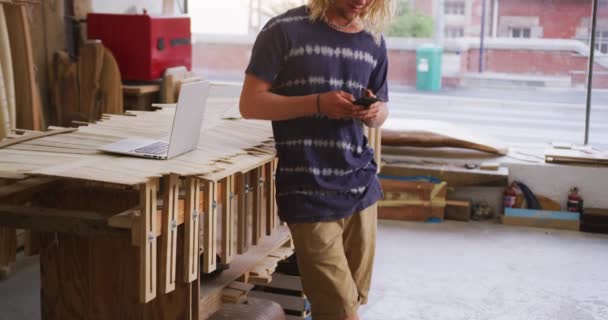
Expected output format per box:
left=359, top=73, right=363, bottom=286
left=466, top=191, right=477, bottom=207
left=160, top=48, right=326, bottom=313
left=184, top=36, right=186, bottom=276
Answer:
left=99, top=81, right=210, bottom=160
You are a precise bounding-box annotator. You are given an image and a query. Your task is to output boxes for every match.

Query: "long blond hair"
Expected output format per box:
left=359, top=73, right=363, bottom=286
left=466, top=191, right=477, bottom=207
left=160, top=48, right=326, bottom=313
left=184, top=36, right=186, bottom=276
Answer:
left=307, top=0, right=395, bottom=41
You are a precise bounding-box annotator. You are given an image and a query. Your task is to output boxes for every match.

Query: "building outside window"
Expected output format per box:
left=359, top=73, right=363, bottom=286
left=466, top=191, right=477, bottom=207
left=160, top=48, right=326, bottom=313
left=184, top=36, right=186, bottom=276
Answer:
left=595, top=29, right=608, bottom=53
left=445, top=1, right=465, bottom=15
left=445, top=27, right=464, bottom=38
left=509, top=27, right=531, bottom=38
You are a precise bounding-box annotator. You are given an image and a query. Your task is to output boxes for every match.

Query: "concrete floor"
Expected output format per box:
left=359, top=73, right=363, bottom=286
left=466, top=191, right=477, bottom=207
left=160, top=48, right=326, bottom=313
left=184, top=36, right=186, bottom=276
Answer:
left=1, top=220, right=607, bottom=320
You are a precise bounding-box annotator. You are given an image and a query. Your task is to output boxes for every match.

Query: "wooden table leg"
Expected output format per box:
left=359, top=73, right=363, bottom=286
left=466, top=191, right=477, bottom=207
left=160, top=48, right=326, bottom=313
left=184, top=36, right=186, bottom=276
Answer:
left=139, top=178, right=158, bottom=303
left=184, top=177, right=200, bottom=283
left=202, top=180, right=217, bottom=274
left=160, top=174, right=179, bottom=294
left=220, top=176, right=234, bottom=265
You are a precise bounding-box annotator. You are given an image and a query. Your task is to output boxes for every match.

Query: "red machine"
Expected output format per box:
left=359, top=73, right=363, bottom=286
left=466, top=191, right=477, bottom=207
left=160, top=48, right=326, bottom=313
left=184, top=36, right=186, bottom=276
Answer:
left=87, top=12, right=192, bottom=81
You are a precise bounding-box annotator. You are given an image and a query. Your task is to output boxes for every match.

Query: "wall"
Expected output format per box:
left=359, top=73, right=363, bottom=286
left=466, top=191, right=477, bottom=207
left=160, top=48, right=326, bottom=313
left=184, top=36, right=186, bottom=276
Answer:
left=192, top=36, right=608, bottom=88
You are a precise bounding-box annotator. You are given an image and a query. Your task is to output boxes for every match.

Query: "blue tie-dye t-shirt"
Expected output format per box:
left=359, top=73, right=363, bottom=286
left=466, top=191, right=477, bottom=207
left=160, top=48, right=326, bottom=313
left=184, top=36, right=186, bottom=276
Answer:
left=245, top=5, right=389, bottom=223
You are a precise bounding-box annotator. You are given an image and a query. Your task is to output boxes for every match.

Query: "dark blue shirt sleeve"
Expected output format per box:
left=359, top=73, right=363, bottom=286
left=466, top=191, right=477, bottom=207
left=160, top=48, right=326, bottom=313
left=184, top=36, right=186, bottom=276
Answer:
left=245, top=20, right=289, bottom=84
left=368, top=36, right=389, bottom=102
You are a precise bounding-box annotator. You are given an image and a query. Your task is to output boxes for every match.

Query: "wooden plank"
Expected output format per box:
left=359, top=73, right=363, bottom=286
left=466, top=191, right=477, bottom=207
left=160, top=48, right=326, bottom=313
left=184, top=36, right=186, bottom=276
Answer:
left=220, top=175, right=234, bottom=265
left=236, top=172, right=248, bottom=254
left=0, top=204, right=129, bottom=236
left=78, top=40, right=104, bottom=122
left=4, top=3, right=44, bottom=131
left=264, top=161, right=274, bottom=236
left=0, top=36, right=9, bottom=139
left=139, top=179, right=158, bottom=303
left=445, top=200, right=472, bottom=221
left=183, top=177, right=200, bottom=283
left=123, top=84, right=160, bottom=96
left=202, top=179, right=217, bottom=273
left=272, top=159, right=280, bottom=230
left=251, top=167, right=262, bottom=246
left=248, top=290, right=310, bottom=314
left=501, top=215, right=580, bottom=231
left=257, top=273, right=303, bottom=292
left=23, top=229, right=39, bottom=256
left=0, top=128, right=77, bottom=149
left=99, top=45, right=123, bottom=115
left=0, top=176, right=56, bottom=203
left=108, top=199, right=186, bottom=244
left=0, top=4, right=15, bottom=133
left=159, top=174, right=179, bottom=294
left=227, top=281, right=254, bottom=292
left=380, top=159, right=509, bottom=187
left=0, top=227, right=16, bottom=279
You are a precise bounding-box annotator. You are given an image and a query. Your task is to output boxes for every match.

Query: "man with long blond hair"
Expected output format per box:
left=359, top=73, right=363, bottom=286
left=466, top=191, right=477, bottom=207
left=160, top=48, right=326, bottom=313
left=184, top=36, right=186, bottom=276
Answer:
left=240, top=0, right=394, bottom=319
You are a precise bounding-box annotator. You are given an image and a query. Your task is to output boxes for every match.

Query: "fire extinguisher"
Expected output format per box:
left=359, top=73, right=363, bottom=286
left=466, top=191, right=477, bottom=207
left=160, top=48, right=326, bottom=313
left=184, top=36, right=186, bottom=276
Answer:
left=503, top=182, right=518, bottom=208
left=567, top=187, right=583, bottom=213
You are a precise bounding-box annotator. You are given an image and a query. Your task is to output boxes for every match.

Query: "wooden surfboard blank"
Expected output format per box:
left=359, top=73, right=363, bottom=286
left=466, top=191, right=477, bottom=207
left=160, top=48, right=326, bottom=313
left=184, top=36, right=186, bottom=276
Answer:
left=0, top=4, right=15, bottom=133
left=0, top=52, right=9, bottom=139
left=4, top=4, right=43, bottom=131
left=382, top=118, right=508, bottom=155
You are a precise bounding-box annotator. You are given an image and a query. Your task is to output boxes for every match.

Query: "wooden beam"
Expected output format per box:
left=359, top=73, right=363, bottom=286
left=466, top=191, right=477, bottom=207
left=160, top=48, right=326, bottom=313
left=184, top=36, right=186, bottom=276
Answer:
left=159, top=174, right=179, bottom=294
left=183, top=177, right=200, bottom=283
left=0, top=128, right=76, bottom=149
left=264, top=161, right=274, bottom=236
left=236, top=172, right=248, bottom=254
left=251, top=167, right=262, bottom=246
left=272, top=158, right=280, bottom=230
left=0, top=227, right=16, bottom=279
left=202, top=180, right=217, bottom=273
left=0, top=204, right=128, bottom=236
left=0, top=176, right=57, bottom=204
left=220, top=175, right=234, bottom=265
left=380, top=161, right=509, bottom=187
left=139, top=179, right=158, bottom=303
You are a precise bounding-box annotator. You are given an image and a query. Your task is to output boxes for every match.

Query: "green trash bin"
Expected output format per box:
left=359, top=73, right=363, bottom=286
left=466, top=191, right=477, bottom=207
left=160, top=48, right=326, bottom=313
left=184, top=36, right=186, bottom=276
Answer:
left=416, top=44, right=443, bottom=91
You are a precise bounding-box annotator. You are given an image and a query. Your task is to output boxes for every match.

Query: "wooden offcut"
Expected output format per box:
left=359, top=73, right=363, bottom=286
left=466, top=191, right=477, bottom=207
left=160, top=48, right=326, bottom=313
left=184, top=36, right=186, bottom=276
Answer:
left=378, top=178, right=447, bottom=221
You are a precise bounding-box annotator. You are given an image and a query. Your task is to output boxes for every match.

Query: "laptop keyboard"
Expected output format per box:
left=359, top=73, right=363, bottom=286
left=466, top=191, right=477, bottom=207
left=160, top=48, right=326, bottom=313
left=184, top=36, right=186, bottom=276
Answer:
left=133, top=142, right=169, bottom=155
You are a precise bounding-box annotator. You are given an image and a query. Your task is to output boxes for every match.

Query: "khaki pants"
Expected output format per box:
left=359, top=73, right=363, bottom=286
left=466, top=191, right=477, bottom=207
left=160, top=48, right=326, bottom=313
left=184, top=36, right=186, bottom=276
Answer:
left=287, top=203, right=377, bottom=320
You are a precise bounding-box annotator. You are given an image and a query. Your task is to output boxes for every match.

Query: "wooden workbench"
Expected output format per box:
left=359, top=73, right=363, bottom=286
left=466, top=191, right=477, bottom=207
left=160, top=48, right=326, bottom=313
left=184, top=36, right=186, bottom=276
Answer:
left=0, top=97, right=286, bottom=319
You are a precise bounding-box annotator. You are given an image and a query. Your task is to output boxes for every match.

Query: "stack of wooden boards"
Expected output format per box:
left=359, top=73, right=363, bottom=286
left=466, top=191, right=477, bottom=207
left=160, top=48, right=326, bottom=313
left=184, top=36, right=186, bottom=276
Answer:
left=0, top=0, right=44, bottom=139
left=545, top=147, right=608, bottom=166
left=377, top=176, right=476, bottom=222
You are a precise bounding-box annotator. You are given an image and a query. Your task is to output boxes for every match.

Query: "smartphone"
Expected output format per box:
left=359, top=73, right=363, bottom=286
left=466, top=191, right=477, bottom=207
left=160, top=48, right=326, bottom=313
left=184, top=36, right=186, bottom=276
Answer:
left=353, top=96, right=381, bottom=109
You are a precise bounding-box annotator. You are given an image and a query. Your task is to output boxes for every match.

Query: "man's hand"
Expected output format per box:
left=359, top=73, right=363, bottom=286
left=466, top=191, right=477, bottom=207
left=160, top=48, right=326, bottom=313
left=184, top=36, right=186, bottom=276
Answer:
left=353, top=89, right=388, bottom=128
left=318, top=91, right=358, bottom=119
